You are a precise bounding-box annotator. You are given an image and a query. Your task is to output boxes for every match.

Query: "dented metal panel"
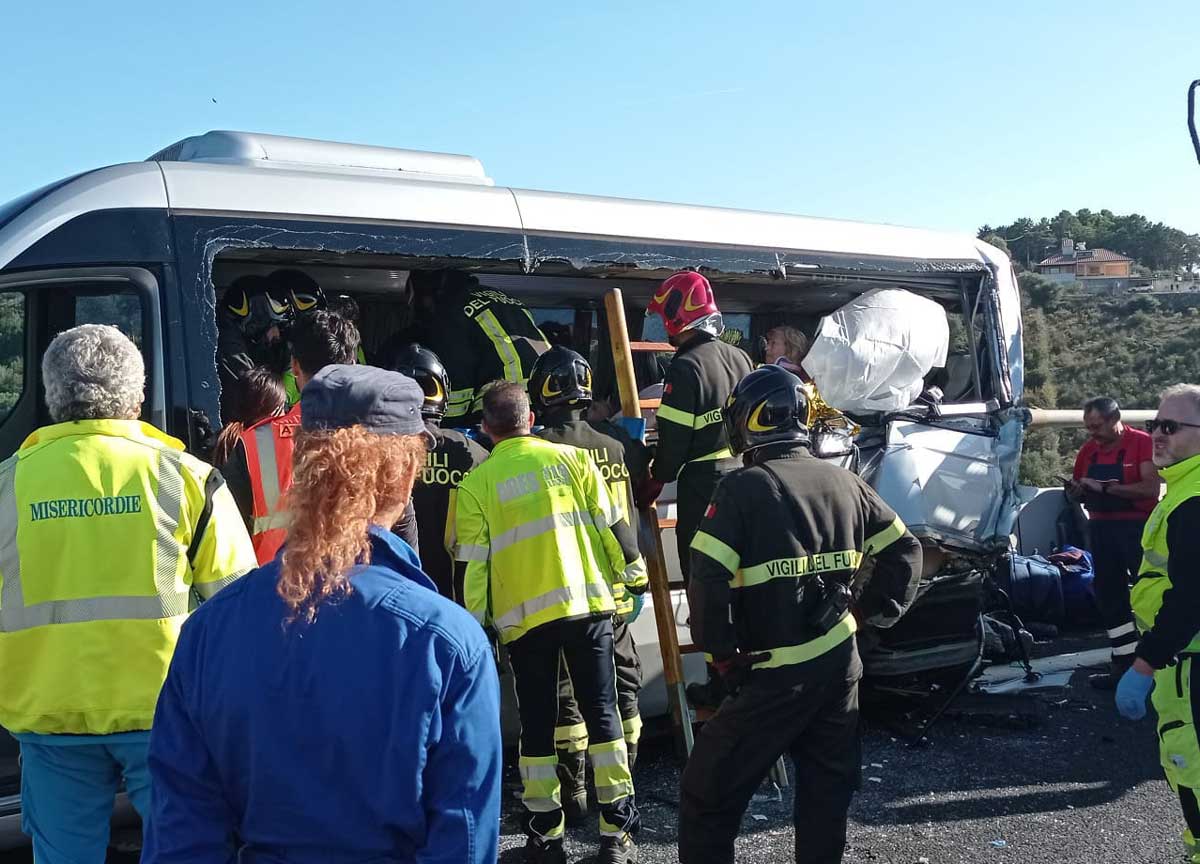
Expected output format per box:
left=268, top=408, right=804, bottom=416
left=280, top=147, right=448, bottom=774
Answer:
left=525, top=232, right=990, bottom=280
left=990, top=410, right=1028, bottom=541
left=527, top=233, right=781, bottom=278
left=976, top=241, right=1023, bottom=403
left=864, top=419, right=1013, bottom=552
left=513, top=187, right=987, bottom=262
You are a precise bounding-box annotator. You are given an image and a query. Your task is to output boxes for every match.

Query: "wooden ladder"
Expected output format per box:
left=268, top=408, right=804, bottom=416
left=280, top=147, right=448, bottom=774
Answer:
left=603, top=288, right=791, bottom=791
left=602, top=288, right=698, bottom=754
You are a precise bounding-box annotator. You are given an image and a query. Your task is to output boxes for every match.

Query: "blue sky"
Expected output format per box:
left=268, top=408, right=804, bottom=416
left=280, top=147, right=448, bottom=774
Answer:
left=4, top=1, right=1199, bottom=235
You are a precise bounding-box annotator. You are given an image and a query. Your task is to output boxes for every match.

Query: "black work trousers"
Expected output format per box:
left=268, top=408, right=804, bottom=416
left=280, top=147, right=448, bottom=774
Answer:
left=558, top=614, right=642, bottom=751
left=679, top=675, right=861, bottom=864
left=508, top=615, right=638, bottom=839
left=1182, top=786, right=1200, bottom=851
left=1089, top=518, right=1144, bottom=658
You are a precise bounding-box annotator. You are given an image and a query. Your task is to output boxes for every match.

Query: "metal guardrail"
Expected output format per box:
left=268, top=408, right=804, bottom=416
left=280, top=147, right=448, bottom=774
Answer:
left=1026, top=409, right=1156, bottom=427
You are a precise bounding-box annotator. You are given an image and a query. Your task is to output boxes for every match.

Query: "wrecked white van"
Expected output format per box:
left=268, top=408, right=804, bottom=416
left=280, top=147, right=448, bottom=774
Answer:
left=0, top=132, right=1024, bottom=804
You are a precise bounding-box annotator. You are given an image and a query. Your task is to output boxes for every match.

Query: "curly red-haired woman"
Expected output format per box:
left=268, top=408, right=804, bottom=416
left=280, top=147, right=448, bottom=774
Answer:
left=144, top=364, right=502, bottom=864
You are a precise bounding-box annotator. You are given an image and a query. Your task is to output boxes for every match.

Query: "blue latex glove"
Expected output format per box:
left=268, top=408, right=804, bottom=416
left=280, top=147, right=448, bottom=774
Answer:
left=1115, top=665, right=1155, bottom=720
left=627, top=593, right=645, bottom=624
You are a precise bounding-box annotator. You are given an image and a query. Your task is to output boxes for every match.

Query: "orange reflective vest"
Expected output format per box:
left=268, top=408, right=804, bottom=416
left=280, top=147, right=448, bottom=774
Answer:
left=241, top=404, right=301, bottom=564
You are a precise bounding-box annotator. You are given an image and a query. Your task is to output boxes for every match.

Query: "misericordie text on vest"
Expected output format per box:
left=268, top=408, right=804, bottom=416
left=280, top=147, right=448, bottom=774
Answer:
left=29, top=494, right=144, bottom=521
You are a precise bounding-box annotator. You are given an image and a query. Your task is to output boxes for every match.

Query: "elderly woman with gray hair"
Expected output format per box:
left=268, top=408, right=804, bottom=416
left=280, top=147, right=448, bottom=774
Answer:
left=764, top=325, right=810, bottom=379
left=0, top=324, right=255, bottom=864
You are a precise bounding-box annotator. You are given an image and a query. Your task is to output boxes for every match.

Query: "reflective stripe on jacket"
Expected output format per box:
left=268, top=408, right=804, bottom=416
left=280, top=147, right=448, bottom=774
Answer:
left=652, top=335, right=752, bottom=483
left=1129, top=454, right=1200, bottom=792
left=242, top=404, right=301, bottom=565
left=434, top=289, right=549, bottom=424
left=536, top=419, right=649, bottom=615
left=0, top=419, right=256, bottom=735
left=455, top=435, right=626, bottom=643
left=688, top=446, right=922, bottom=688
left=412, top=423, right=489, bottom=601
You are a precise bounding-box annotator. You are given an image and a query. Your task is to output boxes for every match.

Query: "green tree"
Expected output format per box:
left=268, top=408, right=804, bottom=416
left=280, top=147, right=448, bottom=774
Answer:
left=981, top=233, right=1009, bottom=254
left=986, top=209, right=1200, bottom=273
left=1019, top=271, right=1063, bottom=311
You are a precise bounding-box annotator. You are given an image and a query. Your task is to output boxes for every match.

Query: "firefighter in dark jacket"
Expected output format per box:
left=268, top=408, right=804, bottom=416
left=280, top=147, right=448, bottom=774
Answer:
left=216, top=274, right=292, bottom=398
left=680, top=365, right=922, bottom=864
left=390, top=343, right=489, bottom=601
left=644, top=271, right=752, bottom=580
left=529, top=346, right=651, bottom=824
left=383, top=270, right=550, bottom=427
left=644, top=270, right=753, bottom=707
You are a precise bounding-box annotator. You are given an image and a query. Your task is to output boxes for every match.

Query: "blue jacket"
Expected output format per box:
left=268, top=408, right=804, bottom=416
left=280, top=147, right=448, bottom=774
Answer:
left=143, top=526, right=501, bottom=864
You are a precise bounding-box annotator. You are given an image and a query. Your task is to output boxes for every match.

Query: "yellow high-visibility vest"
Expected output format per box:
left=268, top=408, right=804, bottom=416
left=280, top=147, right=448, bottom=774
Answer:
left=1132, top=451, right=1200, bottom=652
left=455, top=436, right=628, bottom=644
left=0, top=419, right=256, bottom=735
left=1130, top=451, right=1200, bottom=791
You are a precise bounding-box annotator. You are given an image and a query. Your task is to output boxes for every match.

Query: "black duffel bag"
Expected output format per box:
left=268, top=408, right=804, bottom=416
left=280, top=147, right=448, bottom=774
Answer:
left=996, top=552, right=1065, bottom=625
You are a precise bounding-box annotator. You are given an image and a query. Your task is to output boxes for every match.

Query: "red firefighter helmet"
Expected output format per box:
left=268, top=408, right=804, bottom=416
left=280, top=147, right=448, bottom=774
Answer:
left=646, top=271, right=723, bottom=339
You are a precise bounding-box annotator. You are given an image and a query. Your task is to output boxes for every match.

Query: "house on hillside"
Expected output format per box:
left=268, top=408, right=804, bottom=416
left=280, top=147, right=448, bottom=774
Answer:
left=1036, top=239, right=1135, bottom=293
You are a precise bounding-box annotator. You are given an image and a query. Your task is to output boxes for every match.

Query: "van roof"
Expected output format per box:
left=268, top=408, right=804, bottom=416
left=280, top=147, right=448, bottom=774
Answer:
left=1, top=131, right=1006, bottom=272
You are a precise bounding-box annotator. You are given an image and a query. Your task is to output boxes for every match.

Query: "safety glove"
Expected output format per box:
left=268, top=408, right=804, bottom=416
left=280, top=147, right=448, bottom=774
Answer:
left=1115, top=664, right=1155, bottom=720
left=712, top=650, right=772, bottom=693
left=634, top=477, right=665, bottom=510
left=626, top=592, right=645, bottom=624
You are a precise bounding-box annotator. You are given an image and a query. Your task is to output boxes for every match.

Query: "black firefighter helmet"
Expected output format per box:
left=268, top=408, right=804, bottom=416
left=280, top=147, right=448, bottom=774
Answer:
left=723, top=365, right=811, bottom=456
left=221, top=274, right=291, bottom=340
left=268, top=268, right=326, bottom=318
left=528, top=345, right=593, bottom=412
left=389, top=343, right=451, bottom=421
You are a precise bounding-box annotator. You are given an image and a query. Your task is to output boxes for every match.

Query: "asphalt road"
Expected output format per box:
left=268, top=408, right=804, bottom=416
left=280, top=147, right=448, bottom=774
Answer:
left=494, top=665, right=1184, bottom=864
left=0, top=663, right=1184, bottom=864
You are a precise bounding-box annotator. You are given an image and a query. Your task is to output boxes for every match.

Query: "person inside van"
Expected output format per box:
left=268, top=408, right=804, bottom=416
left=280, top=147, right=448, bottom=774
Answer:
left=212, top=366, right=288, bottom=469
left=763, top=325, right=810, bottom=379
left=382, top=270, right=549, bottom=427
left=268, top=266, right=367, bottom=363
left=589, top=352, right=669, bottom=434
left=539, top=320, right=575, bottom=349
left=216, top=275, right=292, bottom=395
left=270, top=268, right=325, bottom=319
left=269, top=268, right=328, bottom=405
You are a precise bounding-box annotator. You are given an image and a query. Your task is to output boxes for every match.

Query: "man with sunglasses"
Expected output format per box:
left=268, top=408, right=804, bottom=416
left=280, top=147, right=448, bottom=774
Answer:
left=1067, top=396, right=1161, bottom=688
left=1116, top=385, right=1200, bottom=864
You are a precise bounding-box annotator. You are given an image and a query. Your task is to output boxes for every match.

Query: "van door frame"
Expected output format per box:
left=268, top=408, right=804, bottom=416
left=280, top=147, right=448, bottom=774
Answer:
left=0, top=267, right=167, bottom=438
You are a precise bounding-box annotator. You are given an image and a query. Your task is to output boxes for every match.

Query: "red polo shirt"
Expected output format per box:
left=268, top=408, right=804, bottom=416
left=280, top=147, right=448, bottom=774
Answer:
left=1072, top=426, right=1156, bottom=520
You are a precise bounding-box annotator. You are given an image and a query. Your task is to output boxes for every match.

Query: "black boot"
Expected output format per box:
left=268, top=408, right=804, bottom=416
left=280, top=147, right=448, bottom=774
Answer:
left=598, top=833, right=638, bottom=864
left=556, top=749, right=588, bottom=826
left=525, top=836, right=567, bottom=864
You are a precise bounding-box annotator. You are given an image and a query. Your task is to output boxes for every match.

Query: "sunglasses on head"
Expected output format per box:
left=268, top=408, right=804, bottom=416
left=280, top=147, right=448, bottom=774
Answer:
left=1145, top=419, right=1200, bottom=435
